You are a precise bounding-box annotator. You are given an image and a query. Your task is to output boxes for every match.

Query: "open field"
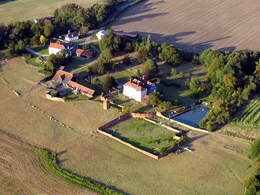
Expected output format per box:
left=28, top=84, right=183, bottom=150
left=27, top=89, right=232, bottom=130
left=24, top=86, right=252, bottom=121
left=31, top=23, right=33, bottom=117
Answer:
left=107, top=117, right=176, bottom=154
left=0, top=0, right=100, bottom=24
left=112, top=0, right=260, bottom=53
left=0, top=56, right=254, bottom=194
left=0, top=131, right=97, bottom=195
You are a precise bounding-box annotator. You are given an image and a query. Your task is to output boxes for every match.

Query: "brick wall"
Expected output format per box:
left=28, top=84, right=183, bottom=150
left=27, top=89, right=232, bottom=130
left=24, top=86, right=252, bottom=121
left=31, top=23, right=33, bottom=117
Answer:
left=131, top=112, right=156, bottom=118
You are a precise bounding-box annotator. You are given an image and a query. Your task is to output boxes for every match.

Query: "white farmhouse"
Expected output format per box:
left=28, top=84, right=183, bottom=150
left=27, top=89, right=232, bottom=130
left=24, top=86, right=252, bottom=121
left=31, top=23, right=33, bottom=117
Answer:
left=48, top=43, right=74, bottom=56
left=96, top=30, right=107, bottom=40
left=123, top=79, right=147, bottom=102
left=65, top=30, right=79, bottom=42
left=48, top=43, right=65, bottom=55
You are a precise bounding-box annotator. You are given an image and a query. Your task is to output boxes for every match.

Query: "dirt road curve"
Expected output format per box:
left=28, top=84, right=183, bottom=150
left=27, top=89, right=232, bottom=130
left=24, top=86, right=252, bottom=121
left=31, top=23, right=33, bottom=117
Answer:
left=0, top=131, right=97, bottom=195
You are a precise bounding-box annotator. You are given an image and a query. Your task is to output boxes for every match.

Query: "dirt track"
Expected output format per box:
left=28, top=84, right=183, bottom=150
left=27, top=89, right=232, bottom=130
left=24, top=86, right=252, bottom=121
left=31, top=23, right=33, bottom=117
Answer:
left=0, top=131, right=97, bottom=195
left=112, top=0, right=260, bottom=53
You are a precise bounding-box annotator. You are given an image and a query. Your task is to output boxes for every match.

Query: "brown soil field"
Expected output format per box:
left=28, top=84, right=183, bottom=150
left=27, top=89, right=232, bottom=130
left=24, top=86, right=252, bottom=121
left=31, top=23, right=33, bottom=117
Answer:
left=112, top=0, right=260, bottom=53
left=0, top=56, right=253, bottom=194
left=0, top=131, right=97, bottom=195
left=0, top=0, right=100, bottom=24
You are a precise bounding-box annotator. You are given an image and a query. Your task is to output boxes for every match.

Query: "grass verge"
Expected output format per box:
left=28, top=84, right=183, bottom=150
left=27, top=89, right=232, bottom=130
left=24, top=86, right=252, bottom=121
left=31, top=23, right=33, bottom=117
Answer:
left=38, top=148, right=123, bottom=195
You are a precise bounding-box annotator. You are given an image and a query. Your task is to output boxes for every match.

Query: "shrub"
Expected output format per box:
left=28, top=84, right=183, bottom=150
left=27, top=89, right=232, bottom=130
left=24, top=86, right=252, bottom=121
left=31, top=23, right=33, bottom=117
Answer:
left=248, top=139, right=260, bottom=160
left=160, top=147, right=168, bottom=155
left=171, top=68, right=178, bottom=75
left=245, top=176, right=259, bottom=188
left=123, top=55, right=131, bottom=65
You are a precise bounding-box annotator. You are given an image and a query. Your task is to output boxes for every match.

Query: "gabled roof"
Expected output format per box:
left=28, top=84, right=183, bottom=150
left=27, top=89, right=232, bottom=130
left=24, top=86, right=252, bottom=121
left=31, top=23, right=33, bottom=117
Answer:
left=49, top=43, right=64, bottom=50
left=52, top=70, right=73, bottom=82
left=76, top=49, right=94, bottom=58
left=97, top=30, right=107, bottom=35
left=66, top=32, right=78, bottom=38
left=67, top=81, right=95, bottom=95
left=124, top=81, right=146, bottom=91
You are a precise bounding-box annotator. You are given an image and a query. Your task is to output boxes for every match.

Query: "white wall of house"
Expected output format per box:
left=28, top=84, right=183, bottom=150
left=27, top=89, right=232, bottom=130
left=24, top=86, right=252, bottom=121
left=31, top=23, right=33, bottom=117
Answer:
left=96, top=30, right=107, bottom=40
left=48, top=46, right=64, bottom=55
left=123, top=85, right=147, bottom=102
left=65, top=36, right=78, bottom=42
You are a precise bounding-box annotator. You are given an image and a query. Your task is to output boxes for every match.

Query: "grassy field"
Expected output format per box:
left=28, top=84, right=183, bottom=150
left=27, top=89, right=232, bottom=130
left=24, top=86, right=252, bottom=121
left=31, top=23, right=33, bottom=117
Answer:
left=66, top=58, right=87, bottom=72
left=112, top=0, right=260, bottom=53
left=30, top=46, right=49, bottom=54
left=0, top=0, right=101, bottom=24
left=107, top=118, right=176, bottom=154
left=28, top=56, right=44, bottom=68
left=0, top=55, right=254, bottom=195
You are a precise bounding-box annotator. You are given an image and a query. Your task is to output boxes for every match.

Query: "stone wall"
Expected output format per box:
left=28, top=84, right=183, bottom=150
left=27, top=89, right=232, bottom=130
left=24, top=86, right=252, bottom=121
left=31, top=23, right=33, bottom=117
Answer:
left=131, top=112, right=156, bottom=118
left=156, top=112, right=211, bottom=134
left=46, top=94, right=65, bottom=102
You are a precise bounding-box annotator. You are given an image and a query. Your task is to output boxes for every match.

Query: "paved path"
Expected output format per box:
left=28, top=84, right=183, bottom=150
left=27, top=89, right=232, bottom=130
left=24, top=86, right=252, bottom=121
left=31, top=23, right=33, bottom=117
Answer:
left=25, top=47, right=49, bottom=60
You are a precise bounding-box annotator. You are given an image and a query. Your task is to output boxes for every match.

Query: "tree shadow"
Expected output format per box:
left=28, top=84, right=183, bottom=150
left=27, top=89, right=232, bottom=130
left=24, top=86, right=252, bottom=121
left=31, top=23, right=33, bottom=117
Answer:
left=0, top=0, right=16, bottom=5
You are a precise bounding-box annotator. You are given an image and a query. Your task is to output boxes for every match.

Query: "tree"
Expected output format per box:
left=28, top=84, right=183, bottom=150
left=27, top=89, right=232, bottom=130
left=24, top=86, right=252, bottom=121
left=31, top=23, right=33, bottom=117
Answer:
left=136, top=46, right=148, bottom=64
left=189, top=77, right=200, bottom=92
left=146, top=34, right=152, bottom=54
left=50, top=89, right=59, bottom=97
left=142, top=59, right=157, bottom=77
left=102, top=75, right=115, bottom=91
left=82, top=43, right=90, bottom=50
left=136, top=69, right=141, bottom=79
left=46, top=54, right=57, bottom=72
left=39, top=35, right=47, bottom=45
left=43, top=20, right=54, bottom=38
left=248, top=139, right=260, bottom=160
left=123, top=55, right=130, bottom=65
left=159, top=43, right=181, bottom=66
left=100, top=50, right=112, bottom=60
left=173, top=96, right=178, bottom=106
left=80, top=26, right=88, bottom=35
left=91, top=77, right=101, bottom=85
left=171, top=68, right=178, bottom=75
left=99, top=29, right=121, bottom=54
left=148, top=91, right=163, bottom=106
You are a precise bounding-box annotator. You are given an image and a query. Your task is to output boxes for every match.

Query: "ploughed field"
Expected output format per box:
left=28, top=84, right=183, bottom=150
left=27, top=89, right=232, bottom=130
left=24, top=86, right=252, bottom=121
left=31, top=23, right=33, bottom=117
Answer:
left=0, top=131, right=97, bottom=195
left=112, top=0, right=260, bottom=53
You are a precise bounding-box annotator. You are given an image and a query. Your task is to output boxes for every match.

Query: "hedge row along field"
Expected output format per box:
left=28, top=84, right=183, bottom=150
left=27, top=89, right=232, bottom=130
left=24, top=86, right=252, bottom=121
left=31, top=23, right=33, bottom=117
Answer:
left=38, top=149, right=123, bottom=195
left=236, top=97, right=260, bottom=127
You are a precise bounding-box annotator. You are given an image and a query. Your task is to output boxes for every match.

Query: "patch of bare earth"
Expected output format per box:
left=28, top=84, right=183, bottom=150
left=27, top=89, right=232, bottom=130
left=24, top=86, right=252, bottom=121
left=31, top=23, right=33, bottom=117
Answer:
left=0, top=131, right=97, bottom=195
left=112, top=0, right=260, bottom=53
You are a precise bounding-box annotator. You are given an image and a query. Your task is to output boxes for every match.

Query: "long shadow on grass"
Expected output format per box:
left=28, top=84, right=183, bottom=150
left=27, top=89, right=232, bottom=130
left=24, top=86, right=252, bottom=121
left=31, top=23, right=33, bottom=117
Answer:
left=107, top=130, right=156, bottom=154
left=0, top=0, right=16, bottom=5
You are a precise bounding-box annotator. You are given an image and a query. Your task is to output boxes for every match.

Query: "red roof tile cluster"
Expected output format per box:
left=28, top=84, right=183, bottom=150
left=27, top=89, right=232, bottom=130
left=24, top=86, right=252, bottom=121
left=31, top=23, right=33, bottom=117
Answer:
left=52, top=70, right=73, bottom=81
left=124, top=80, right=146, bottom=91
left=67, top=81, right=95, bottom=95
left=66, top=31, right=78, bottom=38
left=76, top=49, right=94, bottom=58
left=49, top=43, right=64, bottom=49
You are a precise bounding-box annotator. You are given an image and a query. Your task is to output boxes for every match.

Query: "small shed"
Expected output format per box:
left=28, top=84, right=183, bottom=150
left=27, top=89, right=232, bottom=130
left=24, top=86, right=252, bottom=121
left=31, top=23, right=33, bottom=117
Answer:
left=96, top=30, right=107, bottom=40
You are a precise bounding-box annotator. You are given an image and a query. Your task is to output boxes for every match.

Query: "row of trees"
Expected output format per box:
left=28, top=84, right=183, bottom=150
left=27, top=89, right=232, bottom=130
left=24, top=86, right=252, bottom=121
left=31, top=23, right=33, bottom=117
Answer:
left=198, top=49, right=260, bottom=131
left=0, top=1, right=128, bottom=56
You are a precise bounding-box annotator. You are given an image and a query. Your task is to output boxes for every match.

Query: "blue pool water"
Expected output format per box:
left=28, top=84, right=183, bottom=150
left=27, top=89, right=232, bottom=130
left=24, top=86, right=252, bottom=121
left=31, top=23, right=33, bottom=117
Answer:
left=173, top=106, right=210, bottom=127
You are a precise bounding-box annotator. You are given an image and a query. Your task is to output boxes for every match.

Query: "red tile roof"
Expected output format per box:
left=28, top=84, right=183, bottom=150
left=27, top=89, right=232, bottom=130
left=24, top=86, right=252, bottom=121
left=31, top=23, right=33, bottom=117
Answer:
left=49, top=43, right=64, bottom=49
left=125, top=81, right=146, bottom=91
left=76, top=49, right=94, bottom=58
left=52, top=70, right=73, bottom=82
left=67, top=81, right=95, bottom=95
left=66, top=32, right=78, bottom=38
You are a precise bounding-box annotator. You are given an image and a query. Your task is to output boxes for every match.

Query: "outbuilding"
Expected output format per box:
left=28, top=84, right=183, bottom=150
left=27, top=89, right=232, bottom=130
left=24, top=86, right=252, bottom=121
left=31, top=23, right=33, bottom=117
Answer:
left=96, top=30, right=107, bottom=40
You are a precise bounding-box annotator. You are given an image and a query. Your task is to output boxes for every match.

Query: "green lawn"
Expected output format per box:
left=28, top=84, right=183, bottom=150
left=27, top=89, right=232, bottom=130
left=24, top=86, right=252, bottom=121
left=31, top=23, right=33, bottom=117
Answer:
left=30, top=46, right=49, bottom=55
left=72, top=38, right=85, bottom=43
left=62, top=88, right=90, bottom=101
left=157, top=84, right=194, bottom=105
left=107, top=118, right=176, bottom=154
left=113, top=65, right=134, bottom=83
left=28, top=57, right=44, bottom=68
left=109, top=94, right=154, bottom=113
left=66, top=58, right=87, bottom=72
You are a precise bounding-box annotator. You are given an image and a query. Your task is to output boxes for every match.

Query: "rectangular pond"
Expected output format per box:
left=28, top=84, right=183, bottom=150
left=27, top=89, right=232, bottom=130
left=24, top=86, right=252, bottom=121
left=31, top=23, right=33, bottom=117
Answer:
left=172, top=106, right=210, bottom=127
